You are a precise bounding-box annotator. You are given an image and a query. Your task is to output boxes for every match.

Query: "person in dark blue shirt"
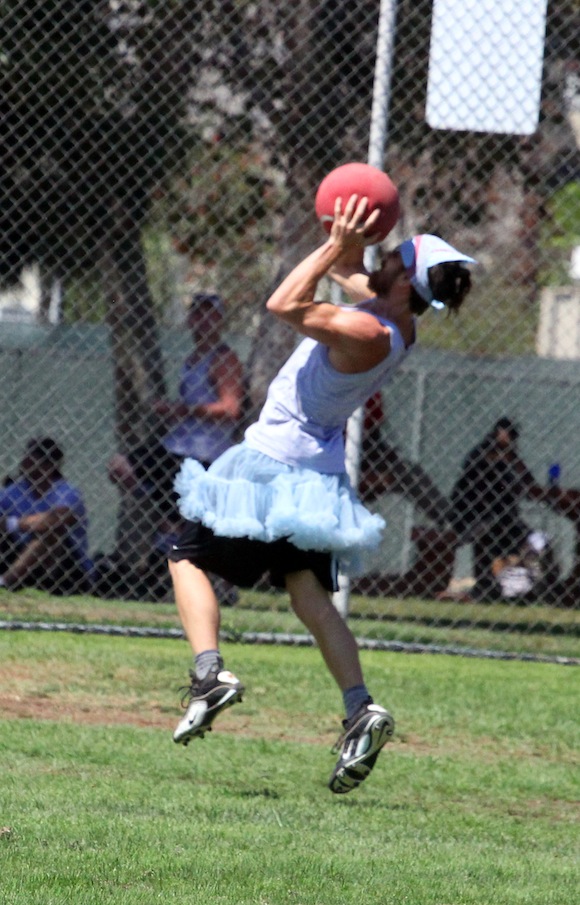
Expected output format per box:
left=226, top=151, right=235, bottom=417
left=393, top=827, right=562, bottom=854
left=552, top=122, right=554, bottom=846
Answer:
left=0, top=437, right=91, bottom=594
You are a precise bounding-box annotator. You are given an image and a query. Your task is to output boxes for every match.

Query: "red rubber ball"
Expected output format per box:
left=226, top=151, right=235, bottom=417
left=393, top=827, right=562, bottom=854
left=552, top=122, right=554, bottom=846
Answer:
left=315, top=162, right=400, bottom=241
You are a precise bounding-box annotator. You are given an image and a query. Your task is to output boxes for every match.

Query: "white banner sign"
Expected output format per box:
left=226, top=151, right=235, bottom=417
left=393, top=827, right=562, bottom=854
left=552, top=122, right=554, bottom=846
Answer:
left=426, top=0, right=548, bottom=135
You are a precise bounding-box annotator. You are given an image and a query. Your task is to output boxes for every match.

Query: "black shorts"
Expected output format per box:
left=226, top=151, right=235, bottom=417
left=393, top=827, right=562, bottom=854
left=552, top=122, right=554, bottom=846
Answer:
left=168, top=521, right=338, bottom=592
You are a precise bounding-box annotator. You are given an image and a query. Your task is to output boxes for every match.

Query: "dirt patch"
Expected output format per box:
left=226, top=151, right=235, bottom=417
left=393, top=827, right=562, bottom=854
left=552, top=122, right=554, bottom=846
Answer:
left=0, top=692, right=174, bottom=730
left=0, top=692, right=326, bottom=744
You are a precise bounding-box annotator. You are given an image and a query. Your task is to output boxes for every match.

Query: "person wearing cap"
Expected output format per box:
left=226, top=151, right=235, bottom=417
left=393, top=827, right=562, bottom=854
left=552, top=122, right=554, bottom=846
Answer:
left=167, top=195, right=475, bottom=795
left=100, top=291, right=244, bottom=604
left=0, top=437, right=92, bottom=594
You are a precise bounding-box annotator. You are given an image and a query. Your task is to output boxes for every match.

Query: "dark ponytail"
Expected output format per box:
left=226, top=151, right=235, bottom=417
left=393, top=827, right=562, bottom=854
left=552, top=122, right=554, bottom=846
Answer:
left=428, top=262, right=472, bottom=313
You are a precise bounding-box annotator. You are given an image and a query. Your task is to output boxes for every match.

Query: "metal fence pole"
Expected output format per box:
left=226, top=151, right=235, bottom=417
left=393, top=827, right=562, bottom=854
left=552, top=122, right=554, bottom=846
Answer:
left=334, top=0, right=399, bottom=619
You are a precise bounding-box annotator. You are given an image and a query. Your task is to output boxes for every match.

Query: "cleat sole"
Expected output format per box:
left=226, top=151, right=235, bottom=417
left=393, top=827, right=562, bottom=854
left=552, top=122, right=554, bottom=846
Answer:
left=328, top=710, right=394, bottom=795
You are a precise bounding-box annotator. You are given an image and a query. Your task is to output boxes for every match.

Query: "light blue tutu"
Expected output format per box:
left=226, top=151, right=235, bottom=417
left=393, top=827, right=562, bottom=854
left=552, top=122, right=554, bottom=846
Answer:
left=174, top=442, right=385, bottom=575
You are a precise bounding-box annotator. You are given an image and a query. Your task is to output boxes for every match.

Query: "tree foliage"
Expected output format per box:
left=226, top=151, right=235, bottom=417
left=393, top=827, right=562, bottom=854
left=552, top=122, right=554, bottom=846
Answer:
left=0, top=0, right=192, bottom=283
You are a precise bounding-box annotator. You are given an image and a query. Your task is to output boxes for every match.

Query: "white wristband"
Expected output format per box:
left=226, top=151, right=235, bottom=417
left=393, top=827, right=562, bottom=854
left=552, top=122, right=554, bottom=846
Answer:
left=6, top=515, right=20, bottom=534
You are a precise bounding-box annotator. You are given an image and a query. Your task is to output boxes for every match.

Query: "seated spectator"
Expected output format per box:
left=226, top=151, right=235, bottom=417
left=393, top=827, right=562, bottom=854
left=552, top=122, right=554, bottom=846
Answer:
left=94, top=292, right=244, bottom=603
left=359, top=391, right=450, bottom=525
left=0, top=437, right=92, bottom=594
left=349, top=392, right=459, bottom=598
left=447, top=417, right=556, bottom=600
left=355, top=417, right=562, bottom=603
left=489, top=529, right=558, bottom=602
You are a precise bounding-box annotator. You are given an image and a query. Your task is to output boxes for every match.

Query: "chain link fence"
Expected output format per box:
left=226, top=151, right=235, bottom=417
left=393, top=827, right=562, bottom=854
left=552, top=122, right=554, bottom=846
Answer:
left=0, top=1, right=579, bottom=659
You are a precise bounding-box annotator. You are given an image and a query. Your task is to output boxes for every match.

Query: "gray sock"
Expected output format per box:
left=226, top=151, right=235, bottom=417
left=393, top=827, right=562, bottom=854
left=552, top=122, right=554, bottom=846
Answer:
left=343, top=684, right=372, bottom=721
left=194, top=650, right=223, bottom=680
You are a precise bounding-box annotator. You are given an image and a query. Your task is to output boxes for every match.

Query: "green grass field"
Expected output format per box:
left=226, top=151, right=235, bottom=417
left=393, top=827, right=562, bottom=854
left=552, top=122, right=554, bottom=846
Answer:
left=0, top=593, right=578, bottom=905
left=1, top=586, right=579, bottom=660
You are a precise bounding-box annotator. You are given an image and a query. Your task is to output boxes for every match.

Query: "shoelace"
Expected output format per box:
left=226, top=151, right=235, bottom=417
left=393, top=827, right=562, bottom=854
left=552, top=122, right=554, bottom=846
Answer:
left=177, top=671, right=200, bottom=709
left=331, top=701, right=375, bottom=754
left=331, top=718, right=351, bottom=755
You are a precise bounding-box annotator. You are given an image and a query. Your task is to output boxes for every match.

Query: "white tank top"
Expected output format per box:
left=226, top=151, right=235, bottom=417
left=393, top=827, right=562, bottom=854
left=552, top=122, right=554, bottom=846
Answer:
left=245, top=311, right=412, bottom=474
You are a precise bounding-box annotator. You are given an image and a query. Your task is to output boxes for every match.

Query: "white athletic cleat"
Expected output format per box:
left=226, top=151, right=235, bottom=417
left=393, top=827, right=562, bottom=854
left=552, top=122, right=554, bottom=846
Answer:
left=173, top=666, right=244, bottom=745
left=328, top=701, right=394, bottom=794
